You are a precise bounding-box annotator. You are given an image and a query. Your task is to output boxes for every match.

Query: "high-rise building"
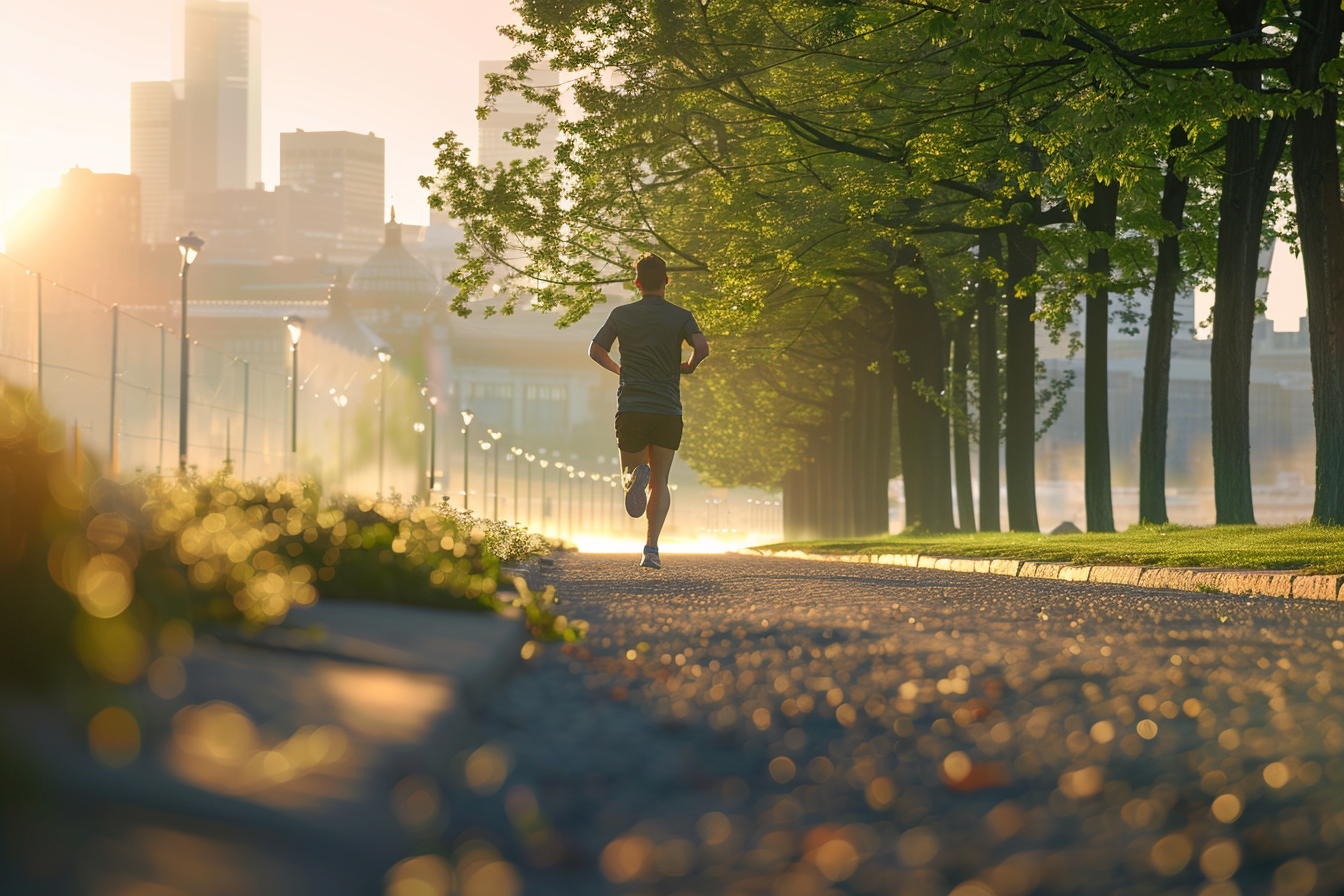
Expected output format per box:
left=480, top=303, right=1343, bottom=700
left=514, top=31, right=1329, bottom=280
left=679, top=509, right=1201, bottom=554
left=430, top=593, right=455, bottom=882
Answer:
left=177, top=0, right=261, bottom=193
left=477, top=61, right=558, bottom=168
left=3, top=169, right=141, bottom=304
left=130, top=0, right=261, bottom=243
left=130, top=81, right=181, bottom=245
left=280, top=130, right=385, bottom=265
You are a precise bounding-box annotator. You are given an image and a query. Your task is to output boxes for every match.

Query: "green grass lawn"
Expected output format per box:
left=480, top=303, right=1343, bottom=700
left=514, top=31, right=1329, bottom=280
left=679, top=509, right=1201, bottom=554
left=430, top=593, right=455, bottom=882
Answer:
left=757, top=523, right=1344, bottom=575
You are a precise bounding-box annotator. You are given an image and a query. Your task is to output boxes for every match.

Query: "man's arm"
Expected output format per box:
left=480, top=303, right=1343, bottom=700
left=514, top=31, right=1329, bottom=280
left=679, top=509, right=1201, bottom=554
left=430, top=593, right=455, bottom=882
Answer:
left=589, top=341, right=621, bottom=376
left=681, top=332, right=710, bottom=374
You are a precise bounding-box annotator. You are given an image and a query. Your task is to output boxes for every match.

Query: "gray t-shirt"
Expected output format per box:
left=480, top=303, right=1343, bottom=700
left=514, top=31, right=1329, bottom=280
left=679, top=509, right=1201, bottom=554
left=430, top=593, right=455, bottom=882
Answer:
left=593, top=295, right=701, bottom=415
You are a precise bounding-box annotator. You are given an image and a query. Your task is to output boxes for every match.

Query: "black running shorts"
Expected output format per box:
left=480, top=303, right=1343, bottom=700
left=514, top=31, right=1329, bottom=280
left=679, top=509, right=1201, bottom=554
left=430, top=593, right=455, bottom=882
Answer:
left=615, top=412, right=683, bottom=452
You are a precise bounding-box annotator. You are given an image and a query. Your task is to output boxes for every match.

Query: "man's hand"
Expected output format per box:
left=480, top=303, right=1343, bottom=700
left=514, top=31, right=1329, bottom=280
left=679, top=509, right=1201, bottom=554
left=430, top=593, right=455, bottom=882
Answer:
left=589, top=341, right=621, bottom=376
left=681, top=332, right=710, bottom=375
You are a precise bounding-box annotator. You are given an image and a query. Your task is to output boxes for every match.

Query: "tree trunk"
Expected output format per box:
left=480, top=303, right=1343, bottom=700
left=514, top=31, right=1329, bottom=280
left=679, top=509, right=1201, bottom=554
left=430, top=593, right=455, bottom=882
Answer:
left=870, top=354, right=895, bottom=534
left=1080, top=179, right=1120, bottom=532
left=893, top=291, right=956, bottom=532
left=783, top=466, right=808, bottom=541
left=850, top=359, right=870, bottom=535
left=1004, top=224, right=1040, bottom=532
left=1209, top=6, right=1291, bottom=525
left=1288, top=0, right=1344, bottom=525
left=780, top=354, right=895, bottom=539
left=977, top=234, right=1002, bottom=531
left=951, top=313, right=976, bottom=531
left=1139, top=127, right=1190, bottom=525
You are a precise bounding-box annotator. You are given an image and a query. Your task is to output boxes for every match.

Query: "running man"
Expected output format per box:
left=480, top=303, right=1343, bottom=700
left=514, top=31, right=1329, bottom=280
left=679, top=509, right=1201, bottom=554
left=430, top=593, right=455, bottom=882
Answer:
left=589, top=254, right=710, bottom=568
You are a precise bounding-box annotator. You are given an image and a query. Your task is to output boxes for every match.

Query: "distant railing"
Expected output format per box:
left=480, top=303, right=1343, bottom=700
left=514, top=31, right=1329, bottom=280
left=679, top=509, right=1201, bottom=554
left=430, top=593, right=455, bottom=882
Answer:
left=0, top=252, right=421, bottom=495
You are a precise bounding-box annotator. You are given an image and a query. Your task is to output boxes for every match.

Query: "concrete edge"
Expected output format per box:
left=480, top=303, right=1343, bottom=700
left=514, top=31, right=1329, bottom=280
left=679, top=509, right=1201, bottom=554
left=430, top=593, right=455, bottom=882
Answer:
left=740, top=549, right=1343, bottom=602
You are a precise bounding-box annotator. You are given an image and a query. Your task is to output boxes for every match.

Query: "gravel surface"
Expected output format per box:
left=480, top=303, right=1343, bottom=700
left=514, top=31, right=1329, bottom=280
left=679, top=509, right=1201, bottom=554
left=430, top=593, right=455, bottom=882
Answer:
left=433, top=553, right=1344, bottom=896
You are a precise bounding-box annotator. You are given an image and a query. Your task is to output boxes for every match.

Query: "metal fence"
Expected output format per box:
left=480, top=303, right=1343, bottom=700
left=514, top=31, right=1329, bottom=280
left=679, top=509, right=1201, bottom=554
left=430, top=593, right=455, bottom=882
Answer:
left=0, top=252, right=421, bottom=495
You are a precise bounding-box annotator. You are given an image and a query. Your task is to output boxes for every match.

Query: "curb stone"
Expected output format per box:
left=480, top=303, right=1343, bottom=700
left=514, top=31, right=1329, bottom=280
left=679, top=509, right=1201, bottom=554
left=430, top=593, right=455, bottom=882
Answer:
left=738, top=548, right=1344, bottom=602
left=501, top=557, right=545, bottom=594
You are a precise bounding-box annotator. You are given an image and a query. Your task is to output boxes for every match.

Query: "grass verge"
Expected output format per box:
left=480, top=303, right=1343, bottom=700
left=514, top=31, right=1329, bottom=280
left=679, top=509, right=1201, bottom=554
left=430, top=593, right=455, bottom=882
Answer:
left=757, top=523, right=1344, bottom=575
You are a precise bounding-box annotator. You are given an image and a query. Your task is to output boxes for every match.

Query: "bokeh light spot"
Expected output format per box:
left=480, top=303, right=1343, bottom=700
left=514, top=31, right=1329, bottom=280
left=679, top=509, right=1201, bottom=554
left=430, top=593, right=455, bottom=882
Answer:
left=89, top=706, right=140, bottom=767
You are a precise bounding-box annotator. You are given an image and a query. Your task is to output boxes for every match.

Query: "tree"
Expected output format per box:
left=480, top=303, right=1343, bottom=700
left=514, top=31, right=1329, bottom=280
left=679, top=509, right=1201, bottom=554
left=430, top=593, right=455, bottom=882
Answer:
left=425, top=0, right=1344, bottom=540
left=1285, top=0, right=1344, bottom=525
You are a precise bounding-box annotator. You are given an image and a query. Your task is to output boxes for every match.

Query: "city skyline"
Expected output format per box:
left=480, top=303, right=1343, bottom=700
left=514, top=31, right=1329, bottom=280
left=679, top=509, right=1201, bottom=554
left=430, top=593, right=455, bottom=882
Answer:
left=0, top=0, right=517, bottom=233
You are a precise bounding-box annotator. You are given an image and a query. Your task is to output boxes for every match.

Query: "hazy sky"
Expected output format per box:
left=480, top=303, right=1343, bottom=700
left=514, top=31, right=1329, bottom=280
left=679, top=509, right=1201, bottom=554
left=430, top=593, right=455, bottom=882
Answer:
left=0, top=0, right=518, bottom=228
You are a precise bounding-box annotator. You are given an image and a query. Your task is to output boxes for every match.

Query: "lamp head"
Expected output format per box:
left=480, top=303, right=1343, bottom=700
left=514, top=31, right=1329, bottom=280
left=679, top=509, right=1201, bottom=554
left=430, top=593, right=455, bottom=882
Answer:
left=525, top=453, right=535, bottom=461
left=492, top=283, right=501, bottom=294
left=461, top=410, right=474, bottom=425
left=479, top=440, right=491, bottom=450
left=176, top=231, right=204, bottom=265
left=429, top=395, right=438, bottom=406
left=377, top=347, right=392, bottom=364
left=413, top=422, right=425, bottom=433
left=489, top=429, right=501, bottom=441
left=539, top=459, right=548, bottom=468
left=510, top=446, right=522, bottom=456
left=334, top=394, right=348, bottom=407
left=284, top=314, right=305, bottom=345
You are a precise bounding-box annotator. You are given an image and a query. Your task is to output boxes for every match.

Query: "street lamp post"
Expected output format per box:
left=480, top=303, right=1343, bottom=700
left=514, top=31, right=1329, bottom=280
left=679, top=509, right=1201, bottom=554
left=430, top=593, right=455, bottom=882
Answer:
left=376, top=347, right=392, bottom=494
left=429, top=396, right=438, bottom=495
left=539, top=458, right=549, bottom=531
left=461, top=410, right=474, bottom=510
left=413, top=422, right=427, bottom=499
left=333, top=394, right=348, bottom=488
left=567, top=469, right=575, bottom=540
left=577, top=472, right=587, bottom=534
left=175, top=231, right=203, bottom=471
left=284, top=315, right=304, bottom=456
left=420, top=385, right=438, bottom=499
left=488, top=430, right=502, bottom=518
left=602, top=476, right=611, bottom=534
left=524, top=453, right=536, bottom=526
left=479, top=440, right=493, bottom=516
left=510, top=447, right=522, bottom=521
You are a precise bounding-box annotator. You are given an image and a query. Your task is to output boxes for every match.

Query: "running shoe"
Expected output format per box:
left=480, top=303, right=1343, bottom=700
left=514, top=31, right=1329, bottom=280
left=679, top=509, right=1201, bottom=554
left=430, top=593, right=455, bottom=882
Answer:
left=624, top=464, right=651, bottom=518
left=640, top=545, right=662, bottom=569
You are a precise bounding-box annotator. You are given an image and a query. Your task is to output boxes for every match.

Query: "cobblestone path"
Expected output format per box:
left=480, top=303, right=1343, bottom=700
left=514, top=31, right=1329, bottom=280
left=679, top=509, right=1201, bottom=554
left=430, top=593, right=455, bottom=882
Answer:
left=443, top=553, right=1344, bottom=896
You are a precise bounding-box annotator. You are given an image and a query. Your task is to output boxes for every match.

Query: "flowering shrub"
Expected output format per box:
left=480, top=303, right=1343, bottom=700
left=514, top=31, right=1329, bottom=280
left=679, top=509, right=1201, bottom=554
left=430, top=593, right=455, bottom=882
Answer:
left=122, top=476, right=512, bottom=625
left=434, top=499, right=554, bottom=562
left=0, top=382, right=573, bottom=701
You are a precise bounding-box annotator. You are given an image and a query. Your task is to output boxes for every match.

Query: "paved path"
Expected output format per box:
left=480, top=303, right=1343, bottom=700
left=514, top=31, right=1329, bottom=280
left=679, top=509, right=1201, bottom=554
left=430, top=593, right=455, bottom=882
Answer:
left=456, top=553, right=1344, bottom=896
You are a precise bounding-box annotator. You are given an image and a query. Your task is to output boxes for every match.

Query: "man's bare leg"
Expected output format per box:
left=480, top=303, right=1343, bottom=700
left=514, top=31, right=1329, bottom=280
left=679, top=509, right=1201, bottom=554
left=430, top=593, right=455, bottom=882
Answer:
left=644, top=445, right=675, bottom=548
left=620, top=448, right=649, bottom=486
left=620, top=447, right=651, bottom=518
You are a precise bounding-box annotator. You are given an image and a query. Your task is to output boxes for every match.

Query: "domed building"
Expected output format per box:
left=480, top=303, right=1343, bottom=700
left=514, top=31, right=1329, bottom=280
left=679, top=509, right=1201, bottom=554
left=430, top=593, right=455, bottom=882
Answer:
left=348, top=208, right=441, bottom=352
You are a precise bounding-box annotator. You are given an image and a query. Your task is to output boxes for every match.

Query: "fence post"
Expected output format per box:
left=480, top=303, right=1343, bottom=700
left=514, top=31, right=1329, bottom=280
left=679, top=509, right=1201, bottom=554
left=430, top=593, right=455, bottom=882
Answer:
left=158, top=325, right=166, bottom=473
left=108, top=305, right=119, bottom=476
left=34, top=272, right=44, bottom=400
left=241, top=360, right=250, bottom=480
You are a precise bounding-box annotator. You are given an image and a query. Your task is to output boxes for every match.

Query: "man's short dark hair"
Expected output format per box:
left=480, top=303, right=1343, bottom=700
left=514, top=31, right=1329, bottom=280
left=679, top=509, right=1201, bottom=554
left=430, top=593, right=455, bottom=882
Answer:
left=635, top=253, right=668, bottom=289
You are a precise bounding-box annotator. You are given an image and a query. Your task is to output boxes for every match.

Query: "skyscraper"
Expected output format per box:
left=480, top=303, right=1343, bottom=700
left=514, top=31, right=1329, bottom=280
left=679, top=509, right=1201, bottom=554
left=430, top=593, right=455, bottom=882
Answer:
left=130, top=81, right=181, bottom=245
left=280, top=130, right=385, bottom=265
left=130, top=0, right=261, bottom=243
left=477, top=61, right=558, bottom=168
left=176, top=0, right=262, bottom=193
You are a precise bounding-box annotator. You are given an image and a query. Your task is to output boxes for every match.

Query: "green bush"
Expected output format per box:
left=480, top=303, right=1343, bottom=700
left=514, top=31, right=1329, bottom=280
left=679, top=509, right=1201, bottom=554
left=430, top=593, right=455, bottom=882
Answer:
left=0, top=381, right=572, bottom=700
